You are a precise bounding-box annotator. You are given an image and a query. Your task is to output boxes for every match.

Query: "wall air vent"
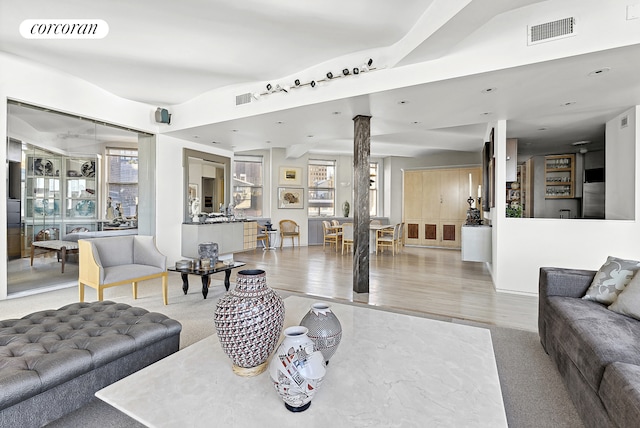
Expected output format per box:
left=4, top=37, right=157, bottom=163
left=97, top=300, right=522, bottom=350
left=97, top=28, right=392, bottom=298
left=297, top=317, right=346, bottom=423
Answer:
left=528, top=17, right=576, bottom=45
left=235, top=93, right=252, bottom=106
left=621, top=115, right=629, bottom=128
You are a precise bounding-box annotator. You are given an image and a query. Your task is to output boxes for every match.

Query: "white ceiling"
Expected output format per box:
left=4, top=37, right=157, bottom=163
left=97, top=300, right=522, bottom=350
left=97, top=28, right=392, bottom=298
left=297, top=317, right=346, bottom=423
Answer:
left=2, top=0, right=639, bottom=159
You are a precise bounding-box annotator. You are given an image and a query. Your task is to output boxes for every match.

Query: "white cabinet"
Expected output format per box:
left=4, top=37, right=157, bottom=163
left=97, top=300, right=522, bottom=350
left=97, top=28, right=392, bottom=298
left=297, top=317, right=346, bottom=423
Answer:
left=461, top=225, right=492, bottom=262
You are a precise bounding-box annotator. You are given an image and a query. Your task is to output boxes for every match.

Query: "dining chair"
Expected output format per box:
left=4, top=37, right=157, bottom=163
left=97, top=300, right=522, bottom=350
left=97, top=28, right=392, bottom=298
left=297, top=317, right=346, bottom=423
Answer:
left=322, top=220, right=341, bottom=252
left=331, top=219, right=340, bottom=226
left=376, top=223, right=400, bottom=255
left=256, top=224, right=269, bottom=250
left=341, top=222, right=354, bottom=255
left=279, top=219, right=300, bottom=248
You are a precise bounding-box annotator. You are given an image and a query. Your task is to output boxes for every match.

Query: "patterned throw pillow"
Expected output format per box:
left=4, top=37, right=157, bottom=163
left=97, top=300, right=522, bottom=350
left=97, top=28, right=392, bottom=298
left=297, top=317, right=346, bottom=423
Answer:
left=582, top=256, right=640, bottom=305
left=608, top=272, right=640, bottom=320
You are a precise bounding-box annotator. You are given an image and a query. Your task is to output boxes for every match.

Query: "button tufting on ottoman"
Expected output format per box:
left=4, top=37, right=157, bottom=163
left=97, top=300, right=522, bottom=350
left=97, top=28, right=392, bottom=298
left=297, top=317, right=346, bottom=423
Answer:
left=0, top=301, right=181, bottom=428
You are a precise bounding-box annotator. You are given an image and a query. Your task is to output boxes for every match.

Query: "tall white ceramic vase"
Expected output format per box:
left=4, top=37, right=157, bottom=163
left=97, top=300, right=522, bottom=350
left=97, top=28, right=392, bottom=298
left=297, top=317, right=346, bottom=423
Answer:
left=269, top=326, right=326, bottom=412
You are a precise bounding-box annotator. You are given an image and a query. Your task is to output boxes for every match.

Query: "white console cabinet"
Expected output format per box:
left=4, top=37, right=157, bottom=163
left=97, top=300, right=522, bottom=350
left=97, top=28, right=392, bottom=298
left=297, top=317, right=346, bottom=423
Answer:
left=461, top=225, right=492, bottom=262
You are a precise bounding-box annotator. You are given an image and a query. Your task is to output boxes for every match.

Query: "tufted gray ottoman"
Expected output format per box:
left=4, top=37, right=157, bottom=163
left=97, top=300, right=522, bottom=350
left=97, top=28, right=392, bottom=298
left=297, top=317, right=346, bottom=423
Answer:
left=0, top=301, right=181, bottom=427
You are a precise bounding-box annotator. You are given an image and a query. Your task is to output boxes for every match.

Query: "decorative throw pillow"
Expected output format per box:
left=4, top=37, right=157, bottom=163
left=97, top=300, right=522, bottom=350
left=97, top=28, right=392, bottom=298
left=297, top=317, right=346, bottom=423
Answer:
left=582, top=256, right=640, bottom=304
left=608, top=272, right=640, bottom=320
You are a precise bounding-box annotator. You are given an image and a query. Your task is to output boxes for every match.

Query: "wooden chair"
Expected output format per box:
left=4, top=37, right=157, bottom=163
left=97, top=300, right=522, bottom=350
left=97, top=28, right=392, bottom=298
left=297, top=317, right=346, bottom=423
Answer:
left=256, top=224, right=269, bottom=250
left=376, top=223, right=401, bottom=255
left=331, top=219, right=341, bottom=226
left=341, top=222, right=354, bottom=255
left=322, top=220, right=341, bottom=252
left=397, top=222, right=405, bottom=252
left=279, top=219, right=300, bottom=248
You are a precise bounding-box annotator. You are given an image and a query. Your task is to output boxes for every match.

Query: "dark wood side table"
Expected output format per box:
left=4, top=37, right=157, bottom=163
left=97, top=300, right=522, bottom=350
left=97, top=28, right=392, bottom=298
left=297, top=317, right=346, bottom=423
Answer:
left=168, top=261, right=246, bottom=299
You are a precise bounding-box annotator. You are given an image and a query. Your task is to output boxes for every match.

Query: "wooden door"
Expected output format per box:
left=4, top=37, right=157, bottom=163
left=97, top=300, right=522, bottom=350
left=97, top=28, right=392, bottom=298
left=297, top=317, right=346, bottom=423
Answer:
left=420, top=170, right=441, bottom=245
left=403, top=171, right=423, bottom=246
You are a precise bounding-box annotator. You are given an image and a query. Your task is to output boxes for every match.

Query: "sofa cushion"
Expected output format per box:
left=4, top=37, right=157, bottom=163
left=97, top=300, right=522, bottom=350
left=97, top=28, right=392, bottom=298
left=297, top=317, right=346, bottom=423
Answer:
left=609, top=272, right=640, bottom=321
left=546, top=296, right=640, bottom=393
left=583, top=256, right=640, bottom=305
left=599, top=362, right=640, bottom=428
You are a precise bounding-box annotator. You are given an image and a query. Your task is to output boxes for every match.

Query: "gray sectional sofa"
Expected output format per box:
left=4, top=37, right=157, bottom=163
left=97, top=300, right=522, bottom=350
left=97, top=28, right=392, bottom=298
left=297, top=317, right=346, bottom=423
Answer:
left=539, top=267, right=640, bottom=428
left=0, top=301, right=181, bottom=427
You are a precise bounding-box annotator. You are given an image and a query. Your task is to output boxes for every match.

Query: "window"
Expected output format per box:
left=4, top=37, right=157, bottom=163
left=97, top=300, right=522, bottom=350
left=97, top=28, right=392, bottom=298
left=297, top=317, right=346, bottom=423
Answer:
left=233, top=155, right=263, bottom=217
left=370, top=162, right=378, bottom=216
left=105, top=148, right=138, bottom=217
left=308, top=159, right=335, bottom=216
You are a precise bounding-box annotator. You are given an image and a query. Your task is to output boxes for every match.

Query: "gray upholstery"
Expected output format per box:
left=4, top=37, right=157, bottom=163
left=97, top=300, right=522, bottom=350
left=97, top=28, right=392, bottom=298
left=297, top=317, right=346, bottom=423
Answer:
left=0, top=301, right=181, bottom=427
left=539, top=267, right=640, bottom=428
left=85, top=235, right=166, bottom=285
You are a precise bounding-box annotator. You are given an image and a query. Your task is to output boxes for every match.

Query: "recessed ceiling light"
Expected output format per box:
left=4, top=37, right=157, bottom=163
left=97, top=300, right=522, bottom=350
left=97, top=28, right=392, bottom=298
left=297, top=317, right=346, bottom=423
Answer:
left=538, top=127, right=548, bottom=131
left=571, top=140, right=591, bottom=146
left=411, top=121, right=421, bottom=124
left=231, top=129, right=238, bottom=132
left=276, top=121, right=284, bottom=125
left=193, top=135, right=199, bottom=138
left=561, top=101, right=576, bottom=107
left=307, top=135, right=314, bottom=138
left=588, top=67, right=611, bottom=76
left=266, top=140, right=271, bottom=144
left=481, top=87, right=497, bottom=93
left=398, top=100, right=409, bottom=105
left=210, top=141, right=219, bottom=144
left=332, top=111, right=341, bottom=115
left=481, top=112, right=492, bottom=116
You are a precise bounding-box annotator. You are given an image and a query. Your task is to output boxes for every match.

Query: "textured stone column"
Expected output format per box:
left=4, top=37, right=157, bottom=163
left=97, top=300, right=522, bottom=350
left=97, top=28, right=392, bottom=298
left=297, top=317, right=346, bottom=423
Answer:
left=353, top=115, right=371, bottom=294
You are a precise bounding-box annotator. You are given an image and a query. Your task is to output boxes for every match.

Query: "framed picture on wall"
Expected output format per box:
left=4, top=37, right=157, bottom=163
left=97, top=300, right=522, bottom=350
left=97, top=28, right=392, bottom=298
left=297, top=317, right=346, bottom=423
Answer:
left=279, top=166, right=302, bottom=186
left=278, top=187, right=304, bottom=209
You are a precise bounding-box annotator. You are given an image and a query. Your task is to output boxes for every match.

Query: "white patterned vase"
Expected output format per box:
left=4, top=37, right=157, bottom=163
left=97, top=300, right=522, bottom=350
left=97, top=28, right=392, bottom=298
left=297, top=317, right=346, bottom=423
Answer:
left=269, top=326, right=326, bottom=412
left=214, top=269, right=284, bottom=376
left=300, top=302, right=342, bottom=364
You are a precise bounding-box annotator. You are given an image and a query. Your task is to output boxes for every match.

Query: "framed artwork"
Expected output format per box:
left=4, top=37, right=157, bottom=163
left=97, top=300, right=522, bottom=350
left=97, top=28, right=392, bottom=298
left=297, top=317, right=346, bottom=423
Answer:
left=279, top=166, right=302, bottom=186
left=278, top=187, right=304, bottom=209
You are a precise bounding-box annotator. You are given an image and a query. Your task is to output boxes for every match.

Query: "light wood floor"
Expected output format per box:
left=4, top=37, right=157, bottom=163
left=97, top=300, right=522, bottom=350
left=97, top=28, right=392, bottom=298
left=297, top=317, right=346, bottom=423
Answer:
left=238, top=244, right=539, bottom=332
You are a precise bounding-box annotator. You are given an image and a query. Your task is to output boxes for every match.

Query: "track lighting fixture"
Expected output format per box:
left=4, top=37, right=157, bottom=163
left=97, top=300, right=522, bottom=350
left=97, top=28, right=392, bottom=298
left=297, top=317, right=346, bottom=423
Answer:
left=252, top=58, right=377, bottom=100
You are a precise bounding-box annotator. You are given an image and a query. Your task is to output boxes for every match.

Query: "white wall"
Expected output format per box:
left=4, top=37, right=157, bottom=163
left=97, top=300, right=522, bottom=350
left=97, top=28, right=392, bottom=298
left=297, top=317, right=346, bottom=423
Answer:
left=492, top=112, right=640, bottom=295
left=606, top=107, right=637, bottom=220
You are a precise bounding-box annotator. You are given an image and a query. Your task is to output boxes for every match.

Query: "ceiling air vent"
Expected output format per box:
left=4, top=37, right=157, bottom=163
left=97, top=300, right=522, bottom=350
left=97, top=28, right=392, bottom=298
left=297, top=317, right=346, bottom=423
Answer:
left=235, top=93, right=252, bottom=106
left=528, top=17, right=576, bottom=45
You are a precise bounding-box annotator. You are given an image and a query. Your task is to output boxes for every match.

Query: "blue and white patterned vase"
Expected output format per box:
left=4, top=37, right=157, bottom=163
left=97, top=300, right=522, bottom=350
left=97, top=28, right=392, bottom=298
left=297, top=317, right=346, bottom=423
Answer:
left=269, top=326, right=326, bottom=412
left=299, top=302, right=342, bottom=364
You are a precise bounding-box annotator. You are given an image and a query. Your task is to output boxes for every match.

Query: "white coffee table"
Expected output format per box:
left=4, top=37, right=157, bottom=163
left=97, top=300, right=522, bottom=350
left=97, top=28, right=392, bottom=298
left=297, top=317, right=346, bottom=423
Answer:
left=96, top=296, right=507, bottom=427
